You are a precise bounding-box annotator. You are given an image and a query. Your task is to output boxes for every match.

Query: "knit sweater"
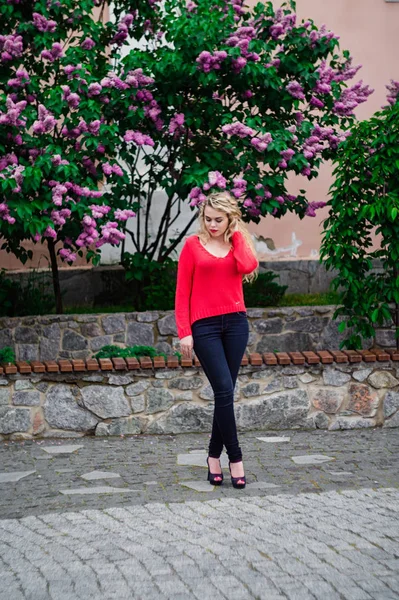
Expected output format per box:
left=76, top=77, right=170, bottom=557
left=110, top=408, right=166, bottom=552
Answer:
left=174, top=231, right=259, bottom=339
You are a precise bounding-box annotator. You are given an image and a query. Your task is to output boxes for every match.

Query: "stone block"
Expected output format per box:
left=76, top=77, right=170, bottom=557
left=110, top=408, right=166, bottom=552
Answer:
left=137, top=311, right=159, bottom=322
left=347, top=383, right=379, bottom=417
left=146, top=388, right=175, bottom=414
left=158, top=313, right=178, bottom=336
left=130, top=394, right=145, bottom=413
left=383, top=390, right=399, bottom=418
left=44, top=385, right=99, bottom=431
left=0, top=388, right=10, bottom=406
left=39, top=324, right=61, bottom=360
left=256, top=332, right=313, bottom=353
left=95, top=417, right=142, bottom=436
left=241, top=383, right=261, bottom=397
left=126, top=322, right=154, bottom=346
left=368, top=371, right=399, bottom=389
left=102, top=314, right=126, bottom=335
left=323, top=368, right=351, bottom=387
left=329, top=416, right=376, bottom=430
left=311, top=389, right=344, bottom=414
left=63, top=330, right=88, bottom=351
left=18, top=344, right=39, bottom=362
left=252, top=318, right=283, bottom=334
left=147, top=402, right=213, bottom=434
left=126, top=381, right=150, bottom=396
left=0, top=407, right=31, bottom=434
left=287, top=317, right=329, bottom=333
left=14, top=327, right=38, bottom=343
left=14, top=379, right=34, bottom=391
left=168, top=377, right=203, bottom=390
left=89, top=335, right=112, bottom=352
left=12, top=390, right=40, bottom=406
left=0, top=328, right=12, bottom=347
left=81, top=385, right=131, bottom=419
left=81, top=323, right=102, bottom=337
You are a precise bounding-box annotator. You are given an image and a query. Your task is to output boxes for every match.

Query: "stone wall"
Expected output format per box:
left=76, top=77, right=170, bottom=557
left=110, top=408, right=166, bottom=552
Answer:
left=0, top=305, right=396, bottom=363
left=1, top=362, right=398, bottom=440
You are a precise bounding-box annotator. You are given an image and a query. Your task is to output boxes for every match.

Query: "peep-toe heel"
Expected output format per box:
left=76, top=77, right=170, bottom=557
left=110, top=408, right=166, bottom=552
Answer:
left=207, top=456, right=223, bottom=486
left=228, top=461, right=246, bottom=489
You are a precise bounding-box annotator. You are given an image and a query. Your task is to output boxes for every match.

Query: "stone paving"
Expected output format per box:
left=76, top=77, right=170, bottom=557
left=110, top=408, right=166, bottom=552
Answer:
left=0, top=428, right=398, bottom=599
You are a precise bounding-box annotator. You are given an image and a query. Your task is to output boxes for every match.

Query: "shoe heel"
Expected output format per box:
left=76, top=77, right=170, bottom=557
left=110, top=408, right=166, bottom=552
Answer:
left=206, top=457, right=223, bottom=486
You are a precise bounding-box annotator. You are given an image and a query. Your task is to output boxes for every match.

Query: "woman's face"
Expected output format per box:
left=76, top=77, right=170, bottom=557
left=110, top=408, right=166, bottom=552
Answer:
left=203, top=206, right=229, bottom=239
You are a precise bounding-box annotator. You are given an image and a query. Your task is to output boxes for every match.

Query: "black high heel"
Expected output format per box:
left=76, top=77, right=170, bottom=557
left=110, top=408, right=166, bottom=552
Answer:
left=207, top=457, right=223, bottom=486
left=229, top=461, right=246, bottom=489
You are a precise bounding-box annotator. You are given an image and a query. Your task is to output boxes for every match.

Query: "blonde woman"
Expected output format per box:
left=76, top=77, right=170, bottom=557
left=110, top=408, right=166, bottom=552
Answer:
left=175, top=191, right=259, bottom=488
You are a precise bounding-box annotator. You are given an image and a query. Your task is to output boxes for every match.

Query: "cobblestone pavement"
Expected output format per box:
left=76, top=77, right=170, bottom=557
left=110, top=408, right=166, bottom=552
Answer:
left=0, top=429, right=398, bottom=599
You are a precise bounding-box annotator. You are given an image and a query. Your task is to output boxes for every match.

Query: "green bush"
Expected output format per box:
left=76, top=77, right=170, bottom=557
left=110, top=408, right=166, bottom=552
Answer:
left=94, top=344, right=181, bottom=361
left=122, top=252, right=177, bottom=311
left=0, top=346, right=16, bottom=364
left=244, top=272, right=287, bottom=307
left=0, top=269, right=55, bottom=317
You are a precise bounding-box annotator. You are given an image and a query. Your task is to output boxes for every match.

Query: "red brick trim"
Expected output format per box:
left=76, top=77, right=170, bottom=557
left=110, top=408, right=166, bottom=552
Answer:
left=1, top=348, right=399, bottom=375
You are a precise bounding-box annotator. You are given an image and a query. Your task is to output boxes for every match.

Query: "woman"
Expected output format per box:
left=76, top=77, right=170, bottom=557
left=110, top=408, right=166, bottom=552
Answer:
left=174, top=191, right=259, bottom=489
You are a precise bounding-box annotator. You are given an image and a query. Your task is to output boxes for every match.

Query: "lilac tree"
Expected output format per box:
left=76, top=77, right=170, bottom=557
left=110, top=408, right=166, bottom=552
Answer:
left=116, top=0, right=373, bottom=265
left=0, top=0, right=157, bottom=312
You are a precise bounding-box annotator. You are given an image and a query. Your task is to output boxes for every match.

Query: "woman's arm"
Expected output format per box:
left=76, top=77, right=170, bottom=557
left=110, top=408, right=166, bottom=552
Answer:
left=174, top=239, right=195, bottom=339
left=231, top=231, right=259, bottom=274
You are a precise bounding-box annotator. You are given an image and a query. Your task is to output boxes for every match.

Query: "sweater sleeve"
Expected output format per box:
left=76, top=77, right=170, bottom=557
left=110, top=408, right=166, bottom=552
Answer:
left=231, top=231, right=259, bottom=274
left=175, top=238, right=195, bottom=339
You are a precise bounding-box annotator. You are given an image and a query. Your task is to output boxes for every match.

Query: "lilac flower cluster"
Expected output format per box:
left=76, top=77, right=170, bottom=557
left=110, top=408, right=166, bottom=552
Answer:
left=111, top=13, right=134, bottom=46
left=250, top=132, right=272, bottom=152
left=32, top=104, right=57, bottom=135
left=0, top=34, right=23, bottom=62
left=222, top=121, right=254, bottom=138
left=114, top=209, right=136, bottom=221
left=196, top=50, right=227, bottom=73
left=286, top=80, right=305, bottom=100
left=230, top=177, right=247, bottom=198
left=59, top=248, right=76, bottom=263
left=0, top=97, right=26, bottom=126
left=33, top=12, right=57, bottom=33
left=243, top=183, right=272, bottom=217
left=333, top=81, right=374, bottom=116
left=308, top=24, right=338, bottom=48
left=7, top=66, right=30, bottom=88
left=225, top=27, right=260, bottom=73
left=189, top=171, right=227, bottom=207
left=169, top=113, right=185, bottom=138
left=278, top=148, right=295, bottom=169
left=0, top=202, right=15, bottom=224
left=269, top=9, right=296, bottom=39
left=305, top=201, right=326, bottom=217
left=41, top=42, right=64, bottom=62
left=124, top=130, right=154, bottom=146
left=51, top=208, right=71, bottom=226
left=61, top=85, right=80, bottom=109
left=386, top=80, right=399, bottom=106
left=81, top=38, right=95, bottom=50
left=333, top=58, right=361, bottom=83
left=102, top=162, right=124, bottom=177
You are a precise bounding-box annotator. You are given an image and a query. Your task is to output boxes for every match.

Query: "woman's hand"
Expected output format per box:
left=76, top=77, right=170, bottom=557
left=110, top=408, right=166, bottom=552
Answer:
left=180, top=335, right=193, bottom=359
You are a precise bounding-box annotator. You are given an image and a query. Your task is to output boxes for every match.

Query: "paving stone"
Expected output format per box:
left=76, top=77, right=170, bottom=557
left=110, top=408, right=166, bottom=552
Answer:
left=59, top=486, right=134, bottom=495
left=177, top=453, right=229, bottom=468
left=291, top=454, right=335, bottom=464
left=41, top=444, right=84, bottom=454
left=0, top=470, right=36, bottom=483
left=245, top=482, right=280, bottom=490
left=80, top=471, right=121, bottom=481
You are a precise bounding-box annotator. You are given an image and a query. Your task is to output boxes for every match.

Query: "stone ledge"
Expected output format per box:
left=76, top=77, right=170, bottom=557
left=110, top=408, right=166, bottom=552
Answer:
left=1, top=347, right=398, bottom=376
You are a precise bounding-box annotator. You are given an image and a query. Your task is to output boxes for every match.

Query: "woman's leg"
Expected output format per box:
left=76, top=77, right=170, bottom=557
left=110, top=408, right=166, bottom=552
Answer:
left=221, top=312, right=249, bottom=464
left=192, top=315, right=246, bottom=462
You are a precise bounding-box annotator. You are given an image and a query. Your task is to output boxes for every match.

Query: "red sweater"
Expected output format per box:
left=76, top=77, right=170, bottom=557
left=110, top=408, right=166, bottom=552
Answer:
left=175, top=231, right=259, bottom=339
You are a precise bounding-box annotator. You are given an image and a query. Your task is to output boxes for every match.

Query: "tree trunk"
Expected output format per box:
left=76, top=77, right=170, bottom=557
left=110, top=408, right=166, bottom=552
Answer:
left=47, top=239, right=63, bottom=314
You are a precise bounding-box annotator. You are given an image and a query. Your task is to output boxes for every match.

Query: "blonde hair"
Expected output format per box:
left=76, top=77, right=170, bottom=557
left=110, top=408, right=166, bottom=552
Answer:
left=197, top=191, right=259, bottom=284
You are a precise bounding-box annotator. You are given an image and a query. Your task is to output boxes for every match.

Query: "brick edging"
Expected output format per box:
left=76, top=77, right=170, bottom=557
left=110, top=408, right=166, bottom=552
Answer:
left=1, top=348, right=399, bottom=375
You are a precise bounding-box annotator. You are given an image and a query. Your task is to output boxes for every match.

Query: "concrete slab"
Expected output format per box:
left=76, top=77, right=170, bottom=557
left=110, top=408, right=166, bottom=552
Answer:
left=41, top=445, right=84, bottom=455
left=0, top=470, right=36, bottom=483
left=257, top=436, right=291, bottom=443
left=59, top=486, right=134, bottom=495
left=80, top=471, right=121, bottom=481
left=291, top=454, right=335, bottom=465
left=180, top=481, right=215, bottom=492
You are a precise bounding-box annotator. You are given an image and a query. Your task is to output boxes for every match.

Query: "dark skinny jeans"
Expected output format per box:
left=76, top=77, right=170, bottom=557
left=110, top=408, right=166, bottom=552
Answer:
left=192, top=311, right=249, bottom=463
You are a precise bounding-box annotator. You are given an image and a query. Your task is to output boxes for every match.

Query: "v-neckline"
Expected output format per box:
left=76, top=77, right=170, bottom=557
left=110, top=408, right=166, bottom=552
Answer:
left=197, top=236, right=232, bottom=259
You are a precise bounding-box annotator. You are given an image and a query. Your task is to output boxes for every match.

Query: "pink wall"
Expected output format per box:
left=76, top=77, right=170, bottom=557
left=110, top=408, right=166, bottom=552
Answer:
left=248, top=0, right=399, bottom=259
